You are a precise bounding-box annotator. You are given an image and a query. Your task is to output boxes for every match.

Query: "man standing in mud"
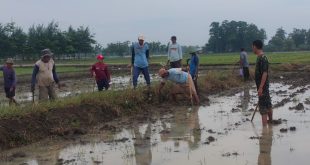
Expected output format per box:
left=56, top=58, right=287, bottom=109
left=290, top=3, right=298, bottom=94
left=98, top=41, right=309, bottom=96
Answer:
left=31, top=49, right=60, bottom=101
left=167, top=36, right=183, bottom=68
left=239, top=48, right=250, bottom=81
left=252, top=40, right=272, bottom=126
left=0, top=58, right=18, bottom=105
left=91, top=54, right=111, bottom=91
left=130, top=35, right=151, bottom=89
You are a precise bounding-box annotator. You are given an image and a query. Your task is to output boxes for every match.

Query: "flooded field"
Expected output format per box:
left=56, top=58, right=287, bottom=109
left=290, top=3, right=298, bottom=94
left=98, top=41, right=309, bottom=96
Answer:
left=1, top=82, right=309, bottom=165
left=0, top=74, right=159, bottom=105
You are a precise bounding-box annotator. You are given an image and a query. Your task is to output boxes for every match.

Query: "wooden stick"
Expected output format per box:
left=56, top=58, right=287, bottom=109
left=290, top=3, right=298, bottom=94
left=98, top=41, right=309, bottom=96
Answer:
left=251, top=104, right=259, bottom=122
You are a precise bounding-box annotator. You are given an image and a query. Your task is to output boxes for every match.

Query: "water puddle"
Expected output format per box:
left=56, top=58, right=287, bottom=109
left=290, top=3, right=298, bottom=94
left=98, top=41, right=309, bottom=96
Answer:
left=0, top=83, right=309, bottom=165
left=0, top=75, right=159, bottom=105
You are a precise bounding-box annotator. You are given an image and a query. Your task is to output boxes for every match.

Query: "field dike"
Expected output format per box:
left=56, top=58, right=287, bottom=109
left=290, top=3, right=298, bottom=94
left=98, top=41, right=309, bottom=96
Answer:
left=0, top=68, right=307, bottom=151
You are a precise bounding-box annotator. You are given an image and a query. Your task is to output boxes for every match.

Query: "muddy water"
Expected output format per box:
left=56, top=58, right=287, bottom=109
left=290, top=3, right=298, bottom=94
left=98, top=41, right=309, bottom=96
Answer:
left=0, top=83, right=310, bottom=165
left=0, top=74, right=159, bottom=106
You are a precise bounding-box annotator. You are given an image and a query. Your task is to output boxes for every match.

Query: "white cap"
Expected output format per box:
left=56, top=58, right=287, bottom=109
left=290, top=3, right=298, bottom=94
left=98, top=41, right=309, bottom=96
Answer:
left=138, top=35, right=144, bottom=40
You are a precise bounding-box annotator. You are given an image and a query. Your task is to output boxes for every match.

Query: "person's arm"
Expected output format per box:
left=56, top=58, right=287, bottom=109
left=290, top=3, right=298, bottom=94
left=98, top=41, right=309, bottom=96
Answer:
left=31, top=65, right=39, bottom=91
left=258, top=56, right=269, bottom=96
left=167, top=45, right=171, bottom=61
left=258, top=72, right=267, bottom=96
left=158, top=81, right=166, bottom=94
left=146, top=49, right=150, bottom=60
left=90, top=65, right=95, bottom=77
left=178, top=44, right=183, bottom=60
left=131, top=45, right=135, bottom=65
left=11, top=70, right=16, bottom=90
left=52, top=64, right=59, bottom=84
left=105, top=65, right=111, bottom=82
left=195, top=56, right=199, bottom=77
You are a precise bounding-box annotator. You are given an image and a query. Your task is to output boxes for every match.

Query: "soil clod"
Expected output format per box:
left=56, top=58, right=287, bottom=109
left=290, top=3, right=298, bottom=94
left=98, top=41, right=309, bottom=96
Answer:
left=280, top=128, right=288, bottom=133
left=289, top=103, right=304, bottom=110
left=289, top=126, right=296, bottom=131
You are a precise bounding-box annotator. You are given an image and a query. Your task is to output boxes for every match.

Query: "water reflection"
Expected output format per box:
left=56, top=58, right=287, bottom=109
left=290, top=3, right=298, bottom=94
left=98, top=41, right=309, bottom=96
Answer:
left=160, top=106, right=201, bottom=150
left=241, top=85, right=250, bottom=111
left=133, top=121, right=152, bottom=165
left=258, top=125, right=273, bottom=165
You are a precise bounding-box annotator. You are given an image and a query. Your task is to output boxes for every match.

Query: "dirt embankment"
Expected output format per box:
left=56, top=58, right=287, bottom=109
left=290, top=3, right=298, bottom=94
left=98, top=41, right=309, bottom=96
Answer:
left=0, top=66, right=309, bottom=151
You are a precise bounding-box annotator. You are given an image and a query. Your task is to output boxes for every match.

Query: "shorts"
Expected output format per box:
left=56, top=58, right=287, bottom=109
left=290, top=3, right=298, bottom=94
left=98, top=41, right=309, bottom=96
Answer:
left=97, top=79, right=110, bottom=91
left=170, top=60, right=182, bottom=68
left=4, top=87, right=15, bottom=98
left=258, top=91, right=272, bottom=115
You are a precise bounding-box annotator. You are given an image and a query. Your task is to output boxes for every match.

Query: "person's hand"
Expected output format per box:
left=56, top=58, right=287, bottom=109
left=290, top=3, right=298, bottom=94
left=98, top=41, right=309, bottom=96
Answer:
left=31, top=85, right=35, bottom=92
left=258, top=87, right=263, bottom=97
left=10, top=86, right=15, bottom=92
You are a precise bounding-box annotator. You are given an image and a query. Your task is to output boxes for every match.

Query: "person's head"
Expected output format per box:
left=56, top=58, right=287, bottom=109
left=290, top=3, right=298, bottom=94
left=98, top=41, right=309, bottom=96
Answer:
left=138, top=35, right=144, bottom=45
left=240, top=48, right=245, bottom=52
left=41, top=48, right=53, bottom=63
left=97, top=54, right=104, bottom=62
left=252, top=40, right=263, bottom=54
left=158, top=68, right=169, bottom=78
left=5, top=58, right=14, bottom=68
left=171, top=36, right=177, bottom=44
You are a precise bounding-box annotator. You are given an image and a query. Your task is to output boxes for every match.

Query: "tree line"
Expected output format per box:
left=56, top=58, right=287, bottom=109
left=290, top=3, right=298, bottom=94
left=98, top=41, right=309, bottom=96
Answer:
left=1, top=20, right=310, bottom=60
left=0, top=21, right=95, bottom=60
left=205, top=20, right=310, bottom=53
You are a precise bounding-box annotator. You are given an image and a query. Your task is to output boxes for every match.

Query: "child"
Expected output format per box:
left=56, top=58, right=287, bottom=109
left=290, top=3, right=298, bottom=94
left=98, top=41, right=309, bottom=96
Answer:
left=0, top=58, right=18, bottom=105
left=90, top=54, right=111, bottom=91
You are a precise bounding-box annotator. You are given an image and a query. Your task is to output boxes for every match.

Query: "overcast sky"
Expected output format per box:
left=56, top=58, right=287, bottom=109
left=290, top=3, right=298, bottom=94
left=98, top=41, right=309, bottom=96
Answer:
left=0, top=0, right=309, bottom=46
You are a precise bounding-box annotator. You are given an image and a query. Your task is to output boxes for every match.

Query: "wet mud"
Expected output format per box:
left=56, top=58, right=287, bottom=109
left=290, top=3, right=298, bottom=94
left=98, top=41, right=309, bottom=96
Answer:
left=0, top=73, right=309, bottom=165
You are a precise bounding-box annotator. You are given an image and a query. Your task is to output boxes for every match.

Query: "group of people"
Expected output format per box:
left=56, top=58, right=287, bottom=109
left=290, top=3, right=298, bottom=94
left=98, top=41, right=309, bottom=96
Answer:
left=0, top=36, right=271, bottom=126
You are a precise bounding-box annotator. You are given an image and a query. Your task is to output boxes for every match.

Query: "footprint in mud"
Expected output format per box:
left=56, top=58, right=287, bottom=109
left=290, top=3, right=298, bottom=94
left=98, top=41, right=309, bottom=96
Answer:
left=289, top=103, right=304, bottom=111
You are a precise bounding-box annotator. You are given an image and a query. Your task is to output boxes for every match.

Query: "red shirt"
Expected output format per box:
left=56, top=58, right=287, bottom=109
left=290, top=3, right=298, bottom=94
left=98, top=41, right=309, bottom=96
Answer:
left=91, top=62, right=111, bottom=81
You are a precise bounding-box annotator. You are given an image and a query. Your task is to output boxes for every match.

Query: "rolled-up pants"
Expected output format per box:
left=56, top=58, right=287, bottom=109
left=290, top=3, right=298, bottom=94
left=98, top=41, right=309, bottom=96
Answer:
left=39, top=83, right=57, bottom=101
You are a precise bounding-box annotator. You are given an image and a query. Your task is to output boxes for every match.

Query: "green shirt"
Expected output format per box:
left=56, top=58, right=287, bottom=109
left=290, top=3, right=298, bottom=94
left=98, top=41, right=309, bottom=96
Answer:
left=255, top=55, right=269, bottom=91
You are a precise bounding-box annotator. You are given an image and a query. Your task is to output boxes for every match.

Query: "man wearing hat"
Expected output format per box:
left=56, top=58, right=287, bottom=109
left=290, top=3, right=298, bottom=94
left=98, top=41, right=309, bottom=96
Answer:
left=31, top=48, right=60, bottom=101
left=158, top=68, right=199, bottom=105
left=0, top=58, right=18, bottom=105
left=188, top=51, right=199, bottom=93
left=130, top=35, right=151, bottom=89
left=90, top=54, right=111, bottom=91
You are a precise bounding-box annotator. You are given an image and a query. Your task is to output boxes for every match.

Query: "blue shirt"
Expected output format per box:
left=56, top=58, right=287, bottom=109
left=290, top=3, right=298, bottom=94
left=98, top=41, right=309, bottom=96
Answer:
left=162, top=68, right=188, bottom=84
left=189, top=54, right=199, bottom=77
left=0, top=66, right=16, bottom=88
left=132, top=42, right=149, bottom=68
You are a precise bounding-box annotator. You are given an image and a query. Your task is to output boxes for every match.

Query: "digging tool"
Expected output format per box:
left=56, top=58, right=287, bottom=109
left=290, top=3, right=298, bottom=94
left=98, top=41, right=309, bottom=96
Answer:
left=251, top=104, right=259, bottom=122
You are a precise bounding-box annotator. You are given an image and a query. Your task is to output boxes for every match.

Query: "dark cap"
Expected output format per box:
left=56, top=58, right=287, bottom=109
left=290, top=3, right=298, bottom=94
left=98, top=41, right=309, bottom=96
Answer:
left=41, top=48, right=53, bottom=57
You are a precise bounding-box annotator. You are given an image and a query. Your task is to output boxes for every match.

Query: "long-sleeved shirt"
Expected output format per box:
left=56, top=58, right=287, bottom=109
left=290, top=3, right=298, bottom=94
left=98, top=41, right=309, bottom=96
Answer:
left=0, top=65, right=16, bottom=88
left=131, top=42, right=149, bottom=68
left=189, top=54, right=199, bottom=78
left=90, top=62, right=111, bottom=81
left=168, top=43, right=182, bottom=62
left=31, top=59, right=59, bottom=87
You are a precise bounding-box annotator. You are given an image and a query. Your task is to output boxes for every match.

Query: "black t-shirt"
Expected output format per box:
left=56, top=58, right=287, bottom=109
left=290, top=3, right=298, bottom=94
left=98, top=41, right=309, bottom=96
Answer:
left=255, top=55, right=269, bottom=91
